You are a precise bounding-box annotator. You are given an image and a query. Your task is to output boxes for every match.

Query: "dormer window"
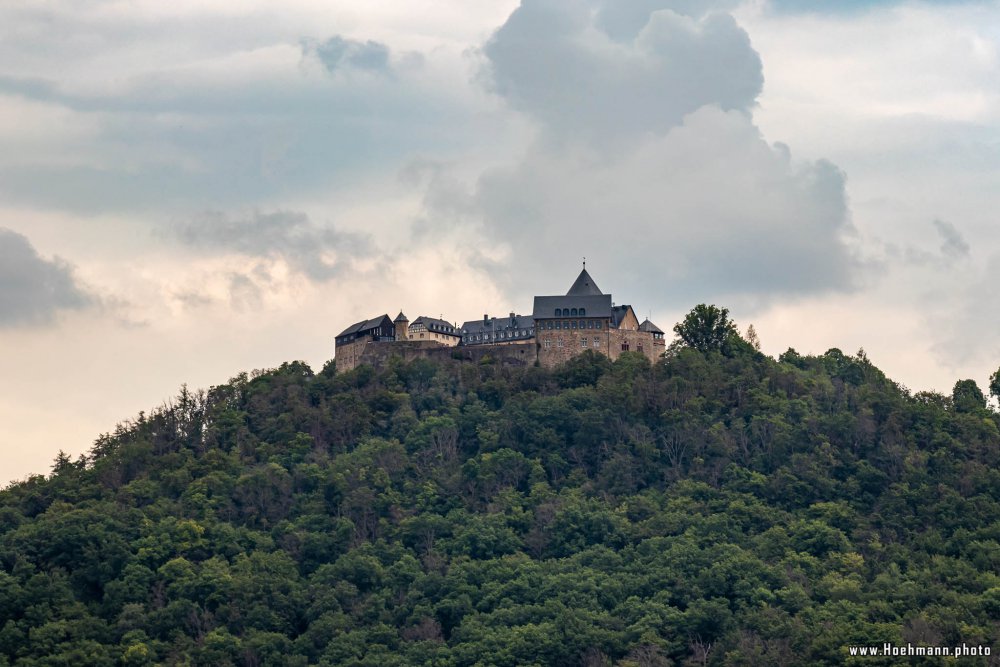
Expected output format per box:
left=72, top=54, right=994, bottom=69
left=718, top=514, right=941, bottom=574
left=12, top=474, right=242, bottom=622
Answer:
left=555, top=308, right=562, bottom=317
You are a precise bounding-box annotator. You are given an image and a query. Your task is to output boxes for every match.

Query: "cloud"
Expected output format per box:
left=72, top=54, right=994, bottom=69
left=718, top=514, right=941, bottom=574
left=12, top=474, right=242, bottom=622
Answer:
left=0, top=228, right=94, bottom=327
left=766, top=0, right=981, bottom=15
left=933, top=218, right=970, bottom=260
left=466, top=107, right=861, bottom=306
left=0, top=20, right=494, bottom=215
left=307, top=36, right=391, bottom=73
left=424, top=0, right=863, bottom=309
left=482, top=0, right=762, bottom=148
left=171, top=209, right=374, bottom=282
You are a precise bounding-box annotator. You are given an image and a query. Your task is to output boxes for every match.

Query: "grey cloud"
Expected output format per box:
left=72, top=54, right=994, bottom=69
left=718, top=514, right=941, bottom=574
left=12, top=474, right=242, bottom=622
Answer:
left=172, top=210, right=373, bottom=282
left=228, top=273, right=264, bottom=311
left=933, top=218, right=970, bottom=260
left=0, top=228, right=94, bottom=327
left=594, top=0, right=743, bottom=41
left=457, top=106, right=862, bottom=308
left=309, top=36, right=391, bottom=73
left=0, top=28, right=478, bottom=215
left=482, top=0, right=762, bottom=147
left=447, top=2, right=860, bottom=309
left=897, top=219, right=971, bottom=267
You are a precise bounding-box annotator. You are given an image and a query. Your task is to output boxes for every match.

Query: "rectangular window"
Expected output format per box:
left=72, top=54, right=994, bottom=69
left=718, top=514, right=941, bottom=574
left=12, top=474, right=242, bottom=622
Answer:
left=557, top=339, right=564, bottom=348
left=571, top=321, right=577, bottom=329
left=581, top=338, right=587, bottom=348
left=544, top=339, right=551, bottom=348
left=593, top=337, right=600, bottom=346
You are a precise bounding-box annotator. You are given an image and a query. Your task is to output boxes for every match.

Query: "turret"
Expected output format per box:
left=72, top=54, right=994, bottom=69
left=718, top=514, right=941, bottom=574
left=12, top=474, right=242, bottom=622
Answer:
left=394, top=310, right=409, bottom=340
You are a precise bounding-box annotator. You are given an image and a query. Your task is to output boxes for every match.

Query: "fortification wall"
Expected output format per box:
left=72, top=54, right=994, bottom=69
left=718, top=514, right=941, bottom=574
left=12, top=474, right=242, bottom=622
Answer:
left=335, top=338, right=370, bottom=373
left=338, top=340, right=537, bottom=373
left=337, top=332, right=661, bottom=374
left=609, top=329, right=661, bottom=364
left=537, top=329, right=609, bottom=367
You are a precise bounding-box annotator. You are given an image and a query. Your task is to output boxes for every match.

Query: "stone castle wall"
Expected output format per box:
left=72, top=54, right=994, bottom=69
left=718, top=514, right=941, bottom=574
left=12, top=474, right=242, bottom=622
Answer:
left=536, top=329, right=661, bottom=367
left=335, top=338, right=371, bottom=373
left=337, top=340, right=537, bottom=373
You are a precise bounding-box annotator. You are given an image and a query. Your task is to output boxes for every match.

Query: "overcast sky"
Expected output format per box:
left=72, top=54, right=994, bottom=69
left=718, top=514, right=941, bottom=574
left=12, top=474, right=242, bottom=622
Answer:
left=3, top=0, right=1000, bottom=484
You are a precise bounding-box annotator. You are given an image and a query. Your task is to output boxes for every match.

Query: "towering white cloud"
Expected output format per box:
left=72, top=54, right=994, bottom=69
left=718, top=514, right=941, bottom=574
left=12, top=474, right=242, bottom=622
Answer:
left=441, top=0, right=864, bottom=307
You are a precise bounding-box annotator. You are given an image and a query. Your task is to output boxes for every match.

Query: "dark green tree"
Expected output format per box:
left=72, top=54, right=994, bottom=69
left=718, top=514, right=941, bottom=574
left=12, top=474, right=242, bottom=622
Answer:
left=672, top=304, right=739, bottom=354
left=952, top=378, right=986, bottom=413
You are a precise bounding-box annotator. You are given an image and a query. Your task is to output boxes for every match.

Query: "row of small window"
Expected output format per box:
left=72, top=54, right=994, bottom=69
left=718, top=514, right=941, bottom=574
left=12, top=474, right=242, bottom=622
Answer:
left=554, top=308, right=585, bottom=317
left=463, top=329, right=533, bottom=342
left=543, top=337, right=601, bottom=348
left=542, top=337, right=642, bottom=352
left=426, top=323, right=453, bottom=333
left=542, top=320, right=602, bottom=330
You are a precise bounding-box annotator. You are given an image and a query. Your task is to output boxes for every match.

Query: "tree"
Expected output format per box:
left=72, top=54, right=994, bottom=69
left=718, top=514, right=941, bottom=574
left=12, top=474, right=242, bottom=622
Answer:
left=952, top=379, right=986, bottom=413
left=672, top=304, right=738, bottom=354
left=990, top=366, right=1000, bottom=406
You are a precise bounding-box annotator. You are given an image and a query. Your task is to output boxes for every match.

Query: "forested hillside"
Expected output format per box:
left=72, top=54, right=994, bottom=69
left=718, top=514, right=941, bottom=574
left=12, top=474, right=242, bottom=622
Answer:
left=3, top=320, right=1000, bottom=665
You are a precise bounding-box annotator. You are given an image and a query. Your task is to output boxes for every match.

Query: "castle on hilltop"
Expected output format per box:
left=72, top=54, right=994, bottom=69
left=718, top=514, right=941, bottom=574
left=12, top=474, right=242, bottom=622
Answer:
left=334, top=265, right=666, bottom=372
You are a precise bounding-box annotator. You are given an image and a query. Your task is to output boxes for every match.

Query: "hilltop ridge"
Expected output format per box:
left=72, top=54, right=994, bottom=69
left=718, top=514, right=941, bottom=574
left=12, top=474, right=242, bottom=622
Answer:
left=2, top=321, right=1000, bottom=665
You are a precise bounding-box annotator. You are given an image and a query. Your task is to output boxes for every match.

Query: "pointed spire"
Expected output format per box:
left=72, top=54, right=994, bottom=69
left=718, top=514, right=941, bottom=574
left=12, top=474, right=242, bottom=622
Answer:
left=394, top=310, right=408, bottom=322
left=567, top=265, right=603, bottom=296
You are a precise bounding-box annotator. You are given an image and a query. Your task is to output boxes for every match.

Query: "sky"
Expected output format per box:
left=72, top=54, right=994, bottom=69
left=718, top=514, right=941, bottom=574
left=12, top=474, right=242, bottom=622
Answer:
left=2, top=0, right=1000, bottom=485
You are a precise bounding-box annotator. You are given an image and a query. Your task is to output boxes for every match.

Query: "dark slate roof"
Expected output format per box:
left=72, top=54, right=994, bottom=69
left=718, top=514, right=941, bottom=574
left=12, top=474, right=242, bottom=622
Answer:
left=394, top=311, right=408, bottom=322
left=412, top=316, right=459, bottom=335
left=460, top=314, right=534, bottom=336
left=610, top=305, right=634, bottom=329
left=336, top=314, right=390, bottom=338
left=532, top=294, right=613, bottom=319
left=639, top=318, right=664, bottom=334
left=566, top=268, right=603, bottom=296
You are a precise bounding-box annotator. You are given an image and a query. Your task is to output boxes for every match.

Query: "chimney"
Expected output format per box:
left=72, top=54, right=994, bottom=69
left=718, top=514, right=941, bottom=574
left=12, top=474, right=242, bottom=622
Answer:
left=483, top=314, right=489, bottom=325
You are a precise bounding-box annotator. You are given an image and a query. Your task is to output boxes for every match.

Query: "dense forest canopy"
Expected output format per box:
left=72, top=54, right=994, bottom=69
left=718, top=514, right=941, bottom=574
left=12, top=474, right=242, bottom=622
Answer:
left=3, top=307, right=1000, bottom=666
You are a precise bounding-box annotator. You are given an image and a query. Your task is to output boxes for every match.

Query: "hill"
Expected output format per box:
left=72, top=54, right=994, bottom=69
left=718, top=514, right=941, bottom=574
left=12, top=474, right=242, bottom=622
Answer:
left=2, top=329, right=1000, bottom=665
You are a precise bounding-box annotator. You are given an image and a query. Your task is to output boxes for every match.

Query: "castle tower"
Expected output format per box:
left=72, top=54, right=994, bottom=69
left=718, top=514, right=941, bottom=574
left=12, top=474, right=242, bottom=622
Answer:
left=393, top=310, right=409, bottom=340
left=566, top=264, right=603, bottom=296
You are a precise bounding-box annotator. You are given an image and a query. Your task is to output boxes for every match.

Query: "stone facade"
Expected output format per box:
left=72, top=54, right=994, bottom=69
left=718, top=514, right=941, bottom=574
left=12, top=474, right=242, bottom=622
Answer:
left=535, top=319, right=662, bottom=367
left=408, top=316, right=461, bottom=347
left=341, top=339, right=535, bottom=372
left=334, top=266, right=667, bottom=373
left=335, top=337, right=371, bottom=373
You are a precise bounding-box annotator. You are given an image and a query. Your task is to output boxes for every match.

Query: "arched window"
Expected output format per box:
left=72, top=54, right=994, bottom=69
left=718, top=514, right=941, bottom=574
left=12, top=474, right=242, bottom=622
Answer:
left=555, top=308, right=562, bottom=317
left=571, top=308, right=578, bottom=316
left=580, top=308, right=586, bottom=316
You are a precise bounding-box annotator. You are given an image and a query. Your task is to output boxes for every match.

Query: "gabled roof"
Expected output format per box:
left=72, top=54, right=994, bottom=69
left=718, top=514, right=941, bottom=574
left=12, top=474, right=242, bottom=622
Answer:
left=336, top=314, right=391, bottom=338
left=610, top=305, right=636, bottom=329
left=639, top=318, right=664, bottom=334
left=394, top=311, right=408, bottom=322
left=412, top=316, right=459, bottom=335
left=566, top=268, right=603, bottom=296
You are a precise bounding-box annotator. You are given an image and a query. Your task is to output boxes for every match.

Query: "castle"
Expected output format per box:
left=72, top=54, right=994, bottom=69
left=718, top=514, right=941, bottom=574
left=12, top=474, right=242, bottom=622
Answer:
left=334, top=266, right=666, bottom=372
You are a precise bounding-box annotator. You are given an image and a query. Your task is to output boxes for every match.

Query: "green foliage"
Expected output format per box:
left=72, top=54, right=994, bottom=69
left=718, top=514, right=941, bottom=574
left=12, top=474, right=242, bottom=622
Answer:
left=671, top=304, right=741, bottom=355
left=954, top=379, right=987, bottom=413
left=2, top=348, right=1000, bottom=665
